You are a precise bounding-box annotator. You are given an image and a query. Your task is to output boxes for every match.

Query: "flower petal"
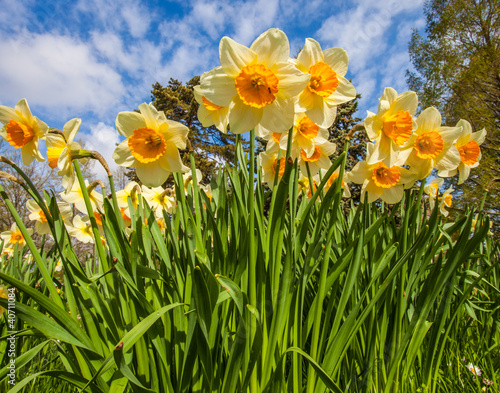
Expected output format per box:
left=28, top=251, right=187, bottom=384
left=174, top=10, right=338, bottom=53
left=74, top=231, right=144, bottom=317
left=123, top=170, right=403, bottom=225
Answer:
left=0, top=105, right=21, bottom=124
left=416, top=107, right=442, bottom=134
left=63, top=118, right=81, bottom=144
left=200, top=66, right=237, bottom=107
left=220, top=37, right=257, bottom=78
left=116, top=111, right=146, bottom=138
left=306, top=97, right=337, bottom=128
left=273, top=62, right=310, bottom=100
left=228, top=97, right=263, bottom=134
left=162, top=121, right=189, bottom=150
left=390, top=91, right=418, bottom=116
left=113, top=139, right=137, bottom=167
left=259, top=98, right=294, bottom=134
left=325, top=76, right=356, bottom=106
left=251, top=28, right=289, bottom=67
left=136, top=161, right=170, bottom=187
left=323, top=47, right=349, bottom=77
left=296, top=38, right=324, bottom=70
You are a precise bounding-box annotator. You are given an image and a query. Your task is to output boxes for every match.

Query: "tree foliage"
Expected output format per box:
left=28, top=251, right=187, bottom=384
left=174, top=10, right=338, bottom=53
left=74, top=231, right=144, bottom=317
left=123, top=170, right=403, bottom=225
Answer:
left=407, top=0, right=500, bottom=226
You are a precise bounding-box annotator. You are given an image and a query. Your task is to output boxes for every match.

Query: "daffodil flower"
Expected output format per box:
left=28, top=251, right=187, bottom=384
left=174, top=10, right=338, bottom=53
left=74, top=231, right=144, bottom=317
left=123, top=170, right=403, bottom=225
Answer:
left=45, top=118, right=86, bottom=192
left=294, top=38, right=356, bottom=128
left=315, top=168, right=351, bottom=198
left=365, top=87, right=418, bottom=167
left=0, top=223, right=32, bottom=248
left=115, top=181, right=141, bottom=218
left=347, top=143, right=416, bottom=203
left=67, top=215, right=94, bottom=244
left=437, top=119, right=486, bottom=184
left=141, top=185, right=176, bottom=218
left=193, top=84, right=229, bottom=133
left=401, top=107, right=462, bottom=181
left=113, top=103, right=189, bottom=187
left=298, top=140, right=336, bottom=175
left=182, top=168, right=203, bottom=195
left=0, top=98, right=48, bottom=165
left=27, top=199, right=72, bottom=235
left=279, top=112, right=331, bottom=159
left=438, top=186, right=454, bottom=217
left=260, top=149, right=287, bottom=186
left=0, top=285, right=8, bottom=317
left=423, top=177, right=444, bottom=210
left=60, top=179, right=103, bottom=215
left=200, top=28, right=310, bottom=134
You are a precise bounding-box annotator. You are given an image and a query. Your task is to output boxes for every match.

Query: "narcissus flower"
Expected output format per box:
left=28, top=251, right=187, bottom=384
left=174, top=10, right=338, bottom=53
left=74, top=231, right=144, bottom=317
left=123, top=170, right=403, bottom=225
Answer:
left=200, top=28, right=310, bottom=134
left=438, top=186, right=454, bottom=217
left=279, top=112, right=331, bottom=158
left=423, top=178, right=444, bottom=210
left=67, top=215, right=94, bottom=244
left=113, top=103, right=189, bottom=187
left=260, top=149, right=287, bottom=186
left=1, top=223, right=32, bottom=248
left=294, top=38, right=356, bottom=128
left=60, top=180, right=103, bottom=215
left=182, top=168, right=203, bottom=195
left=141, top=185, right=176, bottom=218
left=365, top=87, right=418, bottom=167
left=298, top=140, right=336, bottom=175
left=316, top=168, right=351, bottom=198
left=401, top=107, right=462, bottom=181
left=27, top=199, right=72, bottom=235
left=347, top=143, right=417, bottom=203
left=437, top=119, right=486, bottom=184
left=0, top=98, right=48, bottom=165
left=115, top=181, right=141, bottom=217
left=45, top=118, right=86, bottom=192
left=193, top=84, right=229, bottom=133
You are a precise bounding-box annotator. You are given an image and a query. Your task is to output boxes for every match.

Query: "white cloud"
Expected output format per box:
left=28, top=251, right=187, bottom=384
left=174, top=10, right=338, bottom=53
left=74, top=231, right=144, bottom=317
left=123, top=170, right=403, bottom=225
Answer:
left=80, top=122, right=121, bottom=180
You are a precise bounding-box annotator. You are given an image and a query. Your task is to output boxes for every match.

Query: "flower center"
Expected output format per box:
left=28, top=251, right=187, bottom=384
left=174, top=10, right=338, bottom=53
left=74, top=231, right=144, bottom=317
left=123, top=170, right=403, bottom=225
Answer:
left=372, top=162, right=400, bottom=188
left=11, top=233, right=23, bottom=243
left=39, top=211, right=48, bottom=222
left=271, top=157, right=286, bottom=177
left=128, top=127, right=167, bottom=164
left=307, top=62, right=339, bottom=97
left=300, top=146, right=322, bottom=162
left=47, top=147, right=64, bottom=169
left=428, top=183, right=439, bottom=197
left=414, top=132, right=444, bottom=159
left=297, top=116, right=319, bottom=139
left=202, top=96, right=222, bottom=111
left=272, top=133, right=282, bottom=143
left=443, top=193, right=452, bottom=208
left=457, top=140, right=480, bottom=166
left=382, top=110, right=413, bottom=145
left=5, top=120, right=35, bottom=148
left=94, top=212, right=103, bottom=227
left=235, top=64, right=279, bottom=108
left=326, top=173, right=345, bottom=189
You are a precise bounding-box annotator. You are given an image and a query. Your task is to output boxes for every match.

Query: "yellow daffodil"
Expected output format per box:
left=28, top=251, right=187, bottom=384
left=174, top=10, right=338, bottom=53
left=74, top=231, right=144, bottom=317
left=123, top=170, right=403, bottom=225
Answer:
left=316, top=168, right=351, bottom=198
left=298, top=140, right=336, bottom=175
left=200, top=28, right=310, bottom=134
left=0, top=285, right=8, bottom=317
left=27, top=199, right=72, bottom=235
left=294, top=38, right=356, bottom=128
left=256, top=128, right=284, bottom=153
left=141, top=185, right=176, bottom=218
left=423, top=178, right=444, bottom=210
left=347, top=143, right=416, bottom=203
left=400, top=107, right=462, bottom=181
left=260, top=149, right=287, bottom=186
left=115, top=181, right=141, bottom=219
left=438, top=186, right=454, bottom=217
left=1, top=247, right=13, bottom=258
left=279, top=112, right=331, bottom=159
left=0, top=98, right=48, bottom=165
left=182, top=168, right=203, bottom=195
left=113, top=103, right=189, bottom=187
left=365, top=87, right=418, bottom=167
left=45, top=118, right=87, bottom=192
left=60, top=179, right=103, bottom=215
left=1, top=223, right=32, bottom=248
left=193, top=84, right=229, bottom=133
left=67, top=215, right=94, bottom=244
left=437, top=119, right=486, bottom=184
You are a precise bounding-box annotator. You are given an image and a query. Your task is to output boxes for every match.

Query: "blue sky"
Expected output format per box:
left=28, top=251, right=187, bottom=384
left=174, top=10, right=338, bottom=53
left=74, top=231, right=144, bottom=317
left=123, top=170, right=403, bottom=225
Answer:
left=0, top=0, right=425, bottom=178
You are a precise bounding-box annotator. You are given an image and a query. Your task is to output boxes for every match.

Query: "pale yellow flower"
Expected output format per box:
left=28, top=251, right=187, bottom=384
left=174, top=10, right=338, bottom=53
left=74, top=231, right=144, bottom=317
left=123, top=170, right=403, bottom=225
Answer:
left=182, top=168, right=203, bottom=195
left=67, top=215, right=94, bottom=244
left=423, top=178, right=444, bottom=210
left=141, top=185, right=176, bottom=218
left=294, top=38, right=356, bottom=128
left=347, top=143, right=416, bottom=203
left=260, top=149, right=287, bottom=186
left=113, top=103, right=189, bottom=187
left=438, top=186, right=454, bottom=217
left=45, top=118, right=87, bottom=192
left=1, top=223, right=32, bottom=248
left=200, top=28, right=310, bottom=134
left=193, top=84, right=229, bottom=133
left=437, top=119, right=486, bottom=184
left=60, top=179, right=103, bottom=215
left=298, top=140, right=336, bottom=175
left=315, top=168, right=351, bottom=198
left=0, top=98, right=48, bottom=165
left=27, top=199, right=72, bottom=235
left=115, top=181, right=141, bottom=218
left=365, top=87, right=418, bottom=167
left=400, top=107, right=462, bottom=181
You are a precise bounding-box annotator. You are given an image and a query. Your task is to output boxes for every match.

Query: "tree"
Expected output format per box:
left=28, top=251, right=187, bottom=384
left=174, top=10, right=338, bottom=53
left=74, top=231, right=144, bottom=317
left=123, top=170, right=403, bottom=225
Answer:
left=407, top=0, right=500, bottom=232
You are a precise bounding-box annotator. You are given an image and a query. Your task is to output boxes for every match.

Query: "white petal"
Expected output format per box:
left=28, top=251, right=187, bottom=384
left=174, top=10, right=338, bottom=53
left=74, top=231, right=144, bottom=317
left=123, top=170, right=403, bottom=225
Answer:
left=470, top=128, right=487, bottom=145
left=200, top=67, right=237, bottom=107
left=416, top=107, right=442, bottom=134
left=390, top=91, right=418, bottom=116
left=159, top=144, right=189, bottom=174
left=323, top=47, right=349, bottom=77
left=136, top=162, right=170, bottom=187
left=380, top=87, right=398, bottom=104
left=138, top=103, right=159, bottom=129
left=228, top=97, right=263, bottom=134
left=63, top=118, right=81, bottom=144
left=259, top=98, right=294, bottom=134
left=15, top=98, right=33, bottom=122
left=162, top=121, right=189, bottom=150
left=382, top=185, right=404, bottom=204
left=296, top=38, right=324, bottom=70
left=0, top=105, right=21, bottom=124
left=306, top=98, right=337, bottom=128
left=116, top=111, right=146, bottom=138
left=435, top=146, right=461, bottom=171
left=325, top=76, right=356, bottom=106
left=113, top=139, right=137, bottom=167
left=273, top=62, right=310, bottom=100
left=251, top=28, right=290, bottom=67
left=220, top=37, right=256, bottom=78
left=457, top=162, right=470, bottom=184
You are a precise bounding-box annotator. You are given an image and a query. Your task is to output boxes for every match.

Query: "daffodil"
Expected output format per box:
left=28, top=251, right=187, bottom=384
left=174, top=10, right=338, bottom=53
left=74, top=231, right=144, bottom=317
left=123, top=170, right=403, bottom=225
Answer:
left=1, top=223, right=32, bottom=248
left=401, top=107, right=462, bottom=181
left=423, top=178, right=444, bottom=210
left=200, top=28, right=310, bottom=134
left=365, top=87, right=418, bottom=167
left=298, top=140, right=336, bottom=175
left=279, top=112, right=331, bottom=159
left=60, top=179, right=103, bottom=215
left=27, top=199, right=72, bottom=235
left=438, top=186, right=454, bottom=217
left=67, top=215, right=94, bottom=244
left=115, top=181, right=141, bottom=218
left=437, top=119, right=486, bottom=184
left=294, top=38, right=356, bottom=128
left=182, top=168, right=203, bottom=195
left=260, top=149, right=287, bottom=186
left=0, top=98, right=48, bottom=165
left=0, top=285, right=8, bottom=318
left=316, top=168, right=351, bottom=198
left=113, top=103, right=189, bottom=187
left=141, top=185, right=176, bottom=218
left=193, top=84, right=229, bottom=133
left=347, top=143, right=416, bottom=203
left=45, top=118, right=87, bottom=192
